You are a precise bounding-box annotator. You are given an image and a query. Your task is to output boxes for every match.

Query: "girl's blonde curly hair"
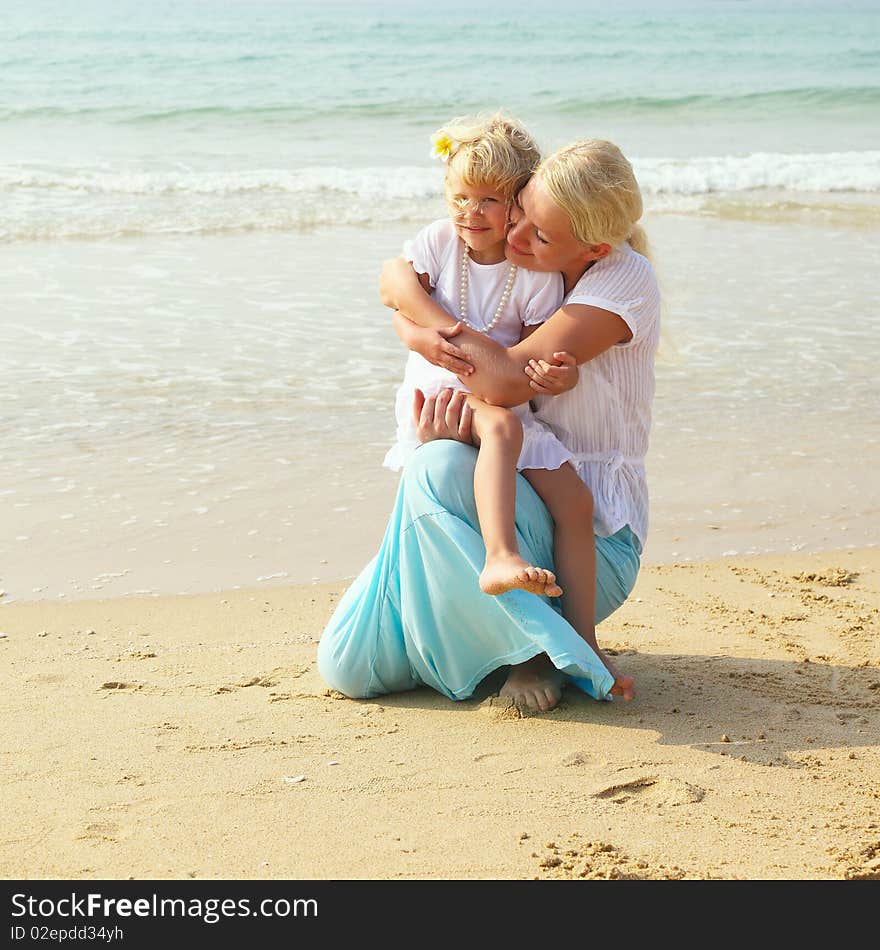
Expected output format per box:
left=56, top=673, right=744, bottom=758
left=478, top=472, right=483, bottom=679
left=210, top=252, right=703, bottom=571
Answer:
left=435, top=112, right=541, bottom=199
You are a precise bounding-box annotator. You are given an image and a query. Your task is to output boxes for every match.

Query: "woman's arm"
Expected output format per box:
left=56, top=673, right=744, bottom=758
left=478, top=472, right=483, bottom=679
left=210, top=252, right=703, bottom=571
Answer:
left=395, top=301, right=629, bottom=407
left=460, top=306, right=629, bottom=406
left=380, top=257, right=630, bottom=407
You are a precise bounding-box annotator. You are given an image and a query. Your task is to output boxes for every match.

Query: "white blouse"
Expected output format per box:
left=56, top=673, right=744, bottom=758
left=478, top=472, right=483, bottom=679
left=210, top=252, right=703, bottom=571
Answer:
left=532, top=241, right=661, bottom=549
left=405, top=218, right=563, bottom=345
left=383, top=219, right=567, bottom=472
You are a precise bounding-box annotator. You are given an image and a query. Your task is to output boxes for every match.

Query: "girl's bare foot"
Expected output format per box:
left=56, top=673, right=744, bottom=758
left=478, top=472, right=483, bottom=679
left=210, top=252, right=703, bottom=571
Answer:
left=499, top=654, right=565, bottom=711
left=479, top=554, right=563, bottom=598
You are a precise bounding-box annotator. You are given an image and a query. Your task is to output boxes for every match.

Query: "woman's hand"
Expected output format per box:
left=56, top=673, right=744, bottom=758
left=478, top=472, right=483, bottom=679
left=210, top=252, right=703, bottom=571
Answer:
left=411, top=322, right=474, bottom=376
left=412, top=388, right=473, bottom=445
left=524, top=351, right=579, bottom=395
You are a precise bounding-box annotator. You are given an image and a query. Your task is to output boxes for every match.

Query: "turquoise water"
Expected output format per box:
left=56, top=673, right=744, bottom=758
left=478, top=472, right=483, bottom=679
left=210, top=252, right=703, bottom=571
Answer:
left=2, top=0, right=879, bottom=240
left=1, top=0, right=879, bottom=601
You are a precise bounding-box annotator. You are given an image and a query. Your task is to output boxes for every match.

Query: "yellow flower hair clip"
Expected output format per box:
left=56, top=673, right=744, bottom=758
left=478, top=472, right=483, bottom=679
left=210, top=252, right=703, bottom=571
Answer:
left=431, top=132, right=458, bottom=163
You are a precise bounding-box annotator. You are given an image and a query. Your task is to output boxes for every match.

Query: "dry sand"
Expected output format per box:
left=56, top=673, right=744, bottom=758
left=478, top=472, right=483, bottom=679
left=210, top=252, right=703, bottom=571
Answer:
left=2, top=547, right=878, bottom=881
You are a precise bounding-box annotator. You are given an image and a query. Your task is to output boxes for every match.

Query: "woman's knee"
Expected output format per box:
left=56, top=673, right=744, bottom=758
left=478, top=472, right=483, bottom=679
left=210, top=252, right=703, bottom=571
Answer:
left=317, top=634, right=374, bottom=699
left=405, top=440, right=476, bottom=478
left=401, top=441, right=479, bottom=513
left=317, top=636, right=359, bottom=697
left=594, top=531, right=641, bottom=624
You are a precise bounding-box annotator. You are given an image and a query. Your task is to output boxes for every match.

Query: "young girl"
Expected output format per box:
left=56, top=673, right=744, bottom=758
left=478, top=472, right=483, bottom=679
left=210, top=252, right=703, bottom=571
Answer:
left=385, top=115, right=604, bottom=650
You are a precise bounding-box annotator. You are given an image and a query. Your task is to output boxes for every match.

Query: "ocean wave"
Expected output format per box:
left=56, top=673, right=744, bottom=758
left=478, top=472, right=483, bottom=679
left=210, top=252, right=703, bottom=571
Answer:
left=4, top=152, right=878, bottom=198
left=0, top=165, right=443, bottom=198
left=3, top=86, right=878, bottom=126
left=555, top=85, right=880, bottom=116
left=2, top=152, right=879, bottom=243
left=0, top=101, right=458, bottom=124
left=634, top=151, right=880, bottom=195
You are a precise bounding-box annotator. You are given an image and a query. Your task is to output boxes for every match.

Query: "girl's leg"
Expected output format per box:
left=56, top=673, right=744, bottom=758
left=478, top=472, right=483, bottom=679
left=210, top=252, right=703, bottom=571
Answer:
left=522, top=464, right=636, bottom=701
left=465, top=396, right=561, bottom=599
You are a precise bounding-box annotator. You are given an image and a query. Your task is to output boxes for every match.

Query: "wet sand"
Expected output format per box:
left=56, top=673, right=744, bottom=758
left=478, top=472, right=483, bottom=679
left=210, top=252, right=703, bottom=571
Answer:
left=2, top=546, right=878, bottom=880
left=3, top=215, right=879, bottom=605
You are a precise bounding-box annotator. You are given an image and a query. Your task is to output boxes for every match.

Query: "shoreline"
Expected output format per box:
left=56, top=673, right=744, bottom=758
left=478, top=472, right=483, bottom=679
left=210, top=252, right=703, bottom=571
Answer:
left=2, top=528, right=877, bottom=607
left=4, top=213, right=880, bottom=607
left=3, top=545, right=878, bottom=880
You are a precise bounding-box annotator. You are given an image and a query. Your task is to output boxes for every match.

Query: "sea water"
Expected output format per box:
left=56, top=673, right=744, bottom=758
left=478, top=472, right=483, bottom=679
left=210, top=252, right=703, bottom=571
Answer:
left=1, top=0, right=879, bottom=600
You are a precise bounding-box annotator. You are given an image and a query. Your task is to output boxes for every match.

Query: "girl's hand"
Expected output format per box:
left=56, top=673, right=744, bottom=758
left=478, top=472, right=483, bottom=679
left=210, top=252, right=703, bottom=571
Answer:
left=412, top=388, right=473, bottom=445
left=412, top=322, right=474, bottom=376
left=524, top=351, right=579, bottom=395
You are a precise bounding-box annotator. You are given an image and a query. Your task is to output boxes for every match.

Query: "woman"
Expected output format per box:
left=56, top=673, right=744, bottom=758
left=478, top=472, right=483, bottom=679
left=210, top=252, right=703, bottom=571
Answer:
left=318, top=138, right=660, bottom=712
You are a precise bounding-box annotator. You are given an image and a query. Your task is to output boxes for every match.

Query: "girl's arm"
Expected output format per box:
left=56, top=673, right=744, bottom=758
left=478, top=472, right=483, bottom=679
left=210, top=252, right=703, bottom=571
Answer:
left=518, top=323, right=578, bottom=396
left=386, top=261, right=474, bottom=376
left=380, top=256, right=459, bottom=329
left=389, top=270, right=437, bottom=347
left=380, top=257, right=630, bottom=407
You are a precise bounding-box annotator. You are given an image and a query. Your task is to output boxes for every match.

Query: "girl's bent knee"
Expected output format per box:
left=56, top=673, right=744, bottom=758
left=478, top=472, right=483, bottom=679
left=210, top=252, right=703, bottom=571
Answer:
left=475, top=406, right=523, bottom=449
left=482, top=405, right=522, bottom=435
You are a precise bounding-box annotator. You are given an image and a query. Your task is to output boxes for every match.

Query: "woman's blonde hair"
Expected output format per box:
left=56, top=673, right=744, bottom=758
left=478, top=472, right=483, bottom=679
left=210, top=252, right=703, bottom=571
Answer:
left=536, top=139, right=650, bottom=258
left=435, top=112, right=540, bottom=199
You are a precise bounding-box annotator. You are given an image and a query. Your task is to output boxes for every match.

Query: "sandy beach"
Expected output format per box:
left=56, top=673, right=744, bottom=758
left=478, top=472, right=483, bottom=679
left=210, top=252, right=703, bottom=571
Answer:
left=3, top=0, right=878, bottom=889
left=3, top=546, right=878, bottom=881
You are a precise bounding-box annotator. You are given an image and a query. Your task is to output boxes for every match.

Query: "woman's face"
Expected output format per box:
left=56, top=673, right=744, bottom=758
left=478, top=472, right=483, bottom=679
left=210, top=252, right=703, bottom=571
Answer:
left=506, top=177, right=608, bottom=278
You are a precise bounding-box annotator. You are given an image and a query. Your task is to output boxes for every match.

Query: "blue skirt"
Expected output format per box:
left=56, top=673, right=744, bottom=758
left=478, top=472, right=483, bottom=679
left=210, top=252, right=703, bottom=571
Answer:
left=318, top=441, right=641, bottom=702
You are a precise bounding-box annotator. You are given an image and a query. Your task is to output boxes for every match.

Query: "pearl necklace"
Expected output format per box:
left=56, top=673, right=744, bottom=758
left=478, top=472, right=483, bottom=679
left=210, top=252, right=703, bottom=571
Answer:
left=459, top=245, right=517, bottom=333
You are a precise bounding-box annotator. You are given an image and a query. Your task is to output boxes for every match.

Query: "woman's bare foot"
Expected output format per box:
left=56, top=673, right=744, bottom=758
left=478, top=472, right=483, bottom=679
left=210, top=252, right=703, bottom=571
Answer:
left=480, top=554, right=563, bottom=598
left=610, top=676, right=636, bottom=701
left=499, top=654, right=565, bottom=711
left=588, top=642, right=636, bottom=702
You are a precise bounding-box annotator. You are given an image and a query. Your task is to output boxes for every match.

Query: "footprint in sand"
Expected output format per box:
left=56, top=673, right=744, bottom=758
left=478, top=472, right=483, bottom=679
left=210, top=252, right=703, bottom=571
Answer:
left=76, top=821, right=120, bottom=843
left=591, top=775, right=706, bottom=806
left=835, top=712, right=869, bottom=724
left=478, top=695, right=547, bottom=721
left=234, top=675, right=278, bottom=688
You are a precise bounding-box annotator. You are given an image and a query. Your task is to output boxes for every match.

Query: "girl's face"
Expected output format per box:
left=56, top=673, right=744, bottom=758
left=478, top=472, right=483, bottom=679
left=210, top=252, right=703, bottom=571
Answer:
left=445, top=169, right=509, bottom=260
left=506, top=177, right=609, bottom=281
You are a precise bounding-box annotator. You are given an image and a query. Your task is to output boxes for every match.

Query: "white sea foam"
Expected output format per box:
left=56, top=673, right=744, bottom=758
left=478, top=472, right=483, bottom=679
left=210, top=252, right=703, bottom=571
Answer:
left=635, top=151, right=880, bottom=195
left=1, top=151, right=879, bottom=242
left=0, top=166, right=443, bottom=198
left=4, top=151, right=879, bottom=198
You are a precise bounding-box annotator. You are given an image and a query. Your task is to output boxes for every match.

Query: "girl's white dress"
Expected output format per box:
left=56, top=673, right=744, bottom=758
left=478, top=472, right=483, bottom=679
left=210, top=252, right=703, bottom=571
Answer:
left=383, top=218, right=574, bottom=473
